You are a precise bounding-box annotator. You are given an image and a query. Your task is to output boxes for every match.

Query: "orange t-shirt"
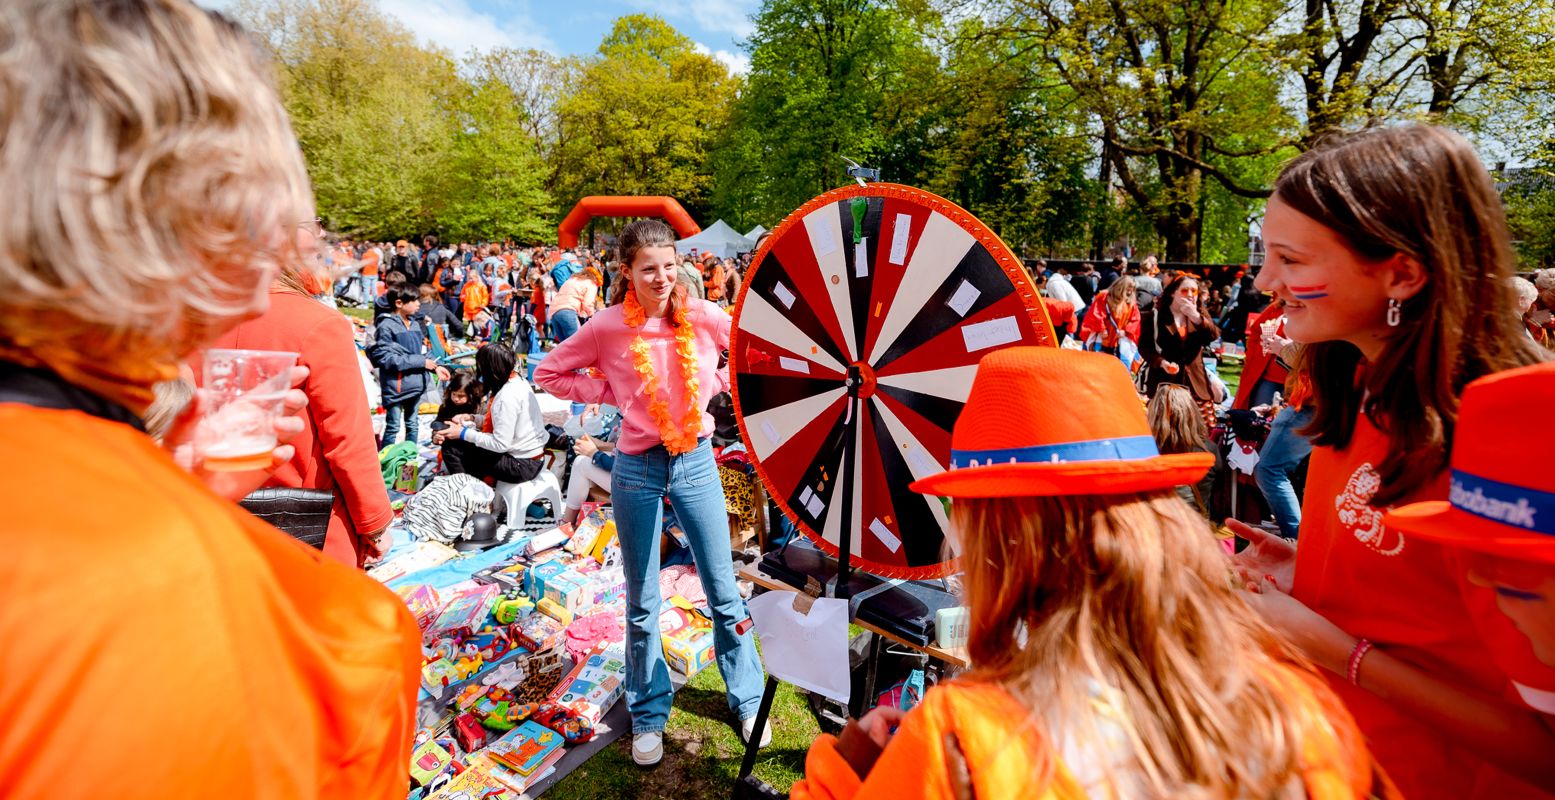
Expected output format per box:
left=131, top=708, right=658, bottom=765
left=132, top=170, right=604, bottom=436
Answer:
left=792, top=675, right=1386, bottom=800
left=360, top=247, right=381, bottom=277
left=1294, top=413, right=1553, bottom=799
left=0, top=403, right=420, bottom=798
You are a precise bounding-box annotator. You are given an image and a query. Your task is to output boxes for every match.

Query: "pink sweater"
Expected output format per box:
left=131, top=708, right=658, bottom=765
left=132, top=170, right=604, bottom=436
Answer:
left=535, top=299, right=731, bottom=455
left=551, top=275, right=599, bottom=316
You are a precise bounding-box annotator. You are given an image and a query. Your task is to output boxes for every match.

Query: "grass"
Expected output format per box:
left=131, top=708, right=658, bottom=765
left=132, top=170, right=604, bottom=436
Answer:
left=341, top=305, right=373, bottom=322
left=1218, top=356, right=1243, bottom=398
left=546, top=661, right=821, bottom=799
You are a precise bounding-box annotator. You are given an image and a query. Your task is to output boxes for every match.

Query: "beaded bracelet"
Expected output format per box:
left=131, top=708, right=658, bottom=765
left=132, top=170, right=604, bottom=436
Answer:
left=1346, top=638, right=1374, bottom=685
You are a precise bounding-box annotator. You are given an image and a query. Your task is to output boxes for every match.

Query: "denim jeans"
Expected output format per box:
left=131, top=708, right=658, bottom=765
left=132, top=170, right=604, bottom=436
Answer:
left=552, top=309, right=581, bottom=343
left=611, top=438, right=764, bottom=734
left=1254, top=406, right=1313, bottom=539
left=382, top=398, right=418, bottom=446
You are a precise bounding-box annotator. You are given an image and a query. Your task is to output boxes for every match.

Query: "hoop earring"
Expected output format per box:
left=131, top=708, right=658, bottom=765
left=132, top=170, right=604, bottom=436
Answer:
left=1386, top=298, right=1401, bottom=327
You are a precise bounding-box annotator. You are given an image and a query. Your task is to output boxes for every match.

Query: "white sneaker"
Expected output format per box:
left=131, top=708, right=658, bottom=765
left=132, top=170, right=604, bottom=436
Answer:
left=632, top=731, right=662, bottom=766
left=740, top=716, right=772, bottom=747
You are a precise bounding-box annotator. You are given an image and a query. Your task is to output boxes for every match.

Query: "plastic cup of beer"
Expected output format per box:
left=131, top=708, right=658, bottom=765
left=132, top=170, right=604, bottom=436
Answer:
left=197, top=349, right=298, bottom=471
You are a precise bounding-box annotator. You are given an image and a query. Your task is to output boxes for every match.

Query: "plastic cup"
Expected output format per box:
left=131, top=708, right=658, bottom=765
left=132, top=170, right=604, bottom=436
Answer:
left=196, top=349, right=298, bottom=471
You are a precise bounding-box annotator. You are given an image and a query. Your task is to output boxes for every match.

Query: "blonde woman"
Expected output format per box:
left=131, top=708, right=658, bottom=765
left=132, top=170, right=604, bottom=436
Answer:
left=1079, top=274, right=1142, bottom=373
left=0, top=2, right=418, bottom=796
left=793, top=348, right=1389, bottom=799
left=1147, top=384, right=1219, bottom=514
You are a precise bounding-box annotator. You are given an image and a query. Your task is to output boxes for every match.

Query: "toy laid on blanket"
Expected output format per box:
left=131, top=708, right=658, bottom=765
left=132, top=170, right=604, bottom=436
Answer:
left=456, top=684, right=598, bottom=744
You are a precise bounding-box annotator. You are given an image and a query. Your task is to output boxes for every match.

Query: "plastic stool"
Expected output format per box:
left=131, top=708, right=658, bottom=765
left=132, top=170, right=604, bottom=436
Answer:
left=495, top=467, right=562, bottom=529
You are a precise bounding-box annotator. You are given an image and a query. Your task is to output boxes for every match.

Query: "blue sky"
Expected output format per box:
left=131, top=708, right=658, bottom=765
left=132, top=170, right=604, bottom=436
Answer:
left=208, top=0, right=761, bottom=73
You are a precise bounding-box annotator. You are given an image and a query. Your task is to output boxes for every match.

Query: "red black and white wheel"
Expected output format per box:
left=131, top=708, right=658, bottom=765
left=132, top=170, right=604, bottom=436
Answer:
left=730, top=183, right=1056, bottom=580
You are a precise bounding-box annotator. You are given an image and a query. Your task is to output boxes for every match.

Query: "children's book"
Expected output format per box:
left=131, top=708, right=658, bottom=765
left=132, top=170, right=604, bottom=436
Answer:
left=486, top=720, right=565, bottom=777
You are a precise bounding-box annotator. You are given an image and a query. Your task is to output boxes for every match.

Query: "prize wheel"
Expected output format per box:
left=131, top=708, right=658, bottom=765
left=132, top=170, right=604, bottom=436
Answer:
left=730, top=183, right=1057, bottom=580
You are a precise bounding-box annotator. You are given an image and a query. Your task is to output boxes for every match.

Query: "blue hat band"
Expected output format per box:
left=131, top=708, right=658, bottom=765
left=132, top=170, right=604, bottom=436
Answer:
left=1450, top=471, right=1555, bottom=536
left=951, top=435, right=1161, bottom=470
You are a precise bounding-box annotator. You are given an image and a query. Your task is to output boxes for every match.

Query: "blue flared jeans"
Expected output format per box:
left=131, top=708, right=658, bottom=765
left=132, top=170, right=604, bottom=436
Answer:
left=610, top=438, right=765, bottom=734
left=1254, top=406, right=1314, bottom=539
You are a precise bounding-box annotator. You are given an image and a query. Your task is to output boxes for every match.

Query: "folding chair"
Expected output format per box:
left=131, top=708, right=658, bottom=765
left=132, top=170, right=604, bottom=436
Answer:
left=425, top=323, right=477, bottom=367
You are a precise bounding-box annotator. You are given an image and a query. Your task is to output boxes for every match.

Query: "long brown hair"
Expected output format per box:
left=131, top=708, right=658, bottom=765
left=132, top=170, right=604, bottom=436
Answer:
left=954, top=494, right=1358, bottom=796
left=610, top=219, right=689, bottom=318
left=1147, top=384, right=1208, bottom=455
left=1275, top=124, right=1547, bottom=505
left=1157, top=274, right=1208, bottom=333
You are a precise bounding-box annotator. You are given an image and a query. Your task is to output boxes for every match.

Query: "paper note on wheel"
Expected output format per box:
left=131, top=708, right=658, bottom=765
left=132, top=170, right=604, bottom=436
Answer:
left=748, top=591, right=851, bottom=704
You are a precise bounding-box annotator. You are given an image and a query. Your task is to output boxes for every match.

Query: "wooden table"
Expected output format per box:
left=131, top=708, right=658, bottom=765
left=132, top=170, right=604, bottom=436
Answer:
left=738, top=563, right=967, bottom=669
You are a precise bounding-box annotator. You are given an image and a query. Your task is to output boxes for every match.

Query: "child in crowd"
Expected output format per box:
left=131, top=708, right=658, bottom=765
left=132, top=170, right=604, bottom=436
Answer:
left=460, top=269, right=490, bottom=328
left=418, top=284, right=460, bottom=331
left=793, top=348, right=1388, bottom=799
left=372, top=270, right=409, bottom=322
left=1232, top=124, right=1554, bottom=797
left=536, top=219, right=766, bottom=766
left=433, top=370, right=483, bottom=427
left=368, top=286, right=449, bottom=445
left=1147, top=383, right=1219, bottom=516
left=551, top=266, right=602, bottom=343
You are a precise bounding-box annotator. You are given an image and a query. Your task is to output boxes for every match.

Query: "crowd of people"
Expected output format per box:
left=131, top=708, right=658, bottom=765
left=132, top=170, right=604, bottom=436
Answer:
left=332, top=236, right=748, bottom=340
left=6, top=2, right=1555, bottom=799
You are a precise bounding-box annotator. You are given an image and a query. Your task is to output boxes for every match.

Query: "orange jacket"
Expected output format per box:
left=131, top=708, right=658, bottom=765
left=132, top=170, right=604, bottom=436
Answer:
left=704, top=262, right=726, bottom=301
left=204, top=289, right=393, bottom=566
left=0, top=402, right=420, bottom=799
left=1232, top=301, right=1292, bottom=411
left=461, top=279, right=490, bottom=322
left=1077, top=289, right=1141, bottom=346
left=792, top=675, right=1391, bottom=800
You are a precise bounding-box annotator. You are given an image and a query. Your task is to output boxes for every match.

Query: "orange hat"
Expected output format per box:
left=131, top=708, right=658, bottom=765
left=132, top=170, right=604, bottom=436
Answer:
left=910, top=347, right=1213, bottom=498
left=1384, top=362, right=1555, bottom=562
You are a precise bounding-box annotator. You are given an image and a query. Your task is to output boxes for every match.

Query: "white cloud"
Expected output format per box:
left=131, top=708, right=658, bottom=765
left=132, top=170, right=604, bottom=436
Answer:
left=691, top=41, right=751, bottom=75
left=377, top=0, right=556, bottom=56
left=629, top=0, right=759, bottom=40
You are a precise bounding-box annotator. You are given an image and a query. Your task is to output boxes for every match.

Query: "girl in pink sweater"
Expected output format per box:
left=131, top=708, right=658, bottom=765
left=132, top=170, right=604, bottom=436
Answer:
left=535, top=220, right=767, bottom=766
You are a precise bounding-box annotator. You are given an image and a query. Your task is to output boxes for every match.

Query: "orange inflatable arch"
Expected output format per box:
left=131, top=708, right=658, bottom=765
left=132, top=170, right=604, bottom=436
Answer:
left=557, top=196, right=700, bottom=249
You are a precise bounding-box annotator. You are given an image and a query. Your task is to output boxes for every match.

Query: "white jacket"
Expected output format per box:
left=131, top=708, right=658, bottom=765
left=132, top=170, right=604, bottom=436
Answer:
left=464, top=377, right=547, bottom=459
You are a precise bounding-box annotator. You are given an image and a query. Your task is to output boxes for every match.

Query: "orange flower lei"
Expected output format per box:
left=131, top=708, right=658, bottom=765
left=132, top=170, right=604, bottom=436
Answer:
left=624, top=288, right=703, bottom=454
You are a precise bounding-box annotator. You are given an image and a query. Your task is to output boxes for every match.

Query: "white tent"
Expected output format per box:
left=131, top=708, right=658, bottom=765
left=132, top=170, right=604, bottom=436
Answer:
left=745, top=224, right=768, bottom=240
left=675, top=219, right=756, bottom=259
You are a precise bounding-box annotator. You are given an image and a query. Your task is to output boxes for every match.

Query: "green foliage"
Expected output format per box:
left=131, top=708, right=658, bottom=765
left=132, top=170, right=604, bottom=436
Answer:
left=719, top=0, right=939, bottom=225
left=550, top=15, right=741, bottom=231
left=237, top=0, right=1555, bottom=263
left=430, top=77, right=556, bottom=242
left=1505, top=164, right=1555, bottom=267
left=234, top=0, right=553, bottom=242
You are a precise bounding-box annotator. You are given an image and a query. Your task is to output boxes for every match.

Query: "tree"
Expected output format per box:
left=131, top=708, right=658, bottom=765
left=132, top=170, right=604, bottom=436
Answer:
left=235, top=0, right=555, bottom=242
left=551, top=15, right=740, bottom=229
left=980, top=0, right=1297, bottom=260
left=909, top=18, right=1107, bottom=256
left=467, top=48, right=579, bottom=165
left=237, top=0, right=463, bottom=238
left=429, top=77, right=556, bottom=242
left=721, top=0, right=941, bottom=225
left=1290, top=0, right=1555, bottom=144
